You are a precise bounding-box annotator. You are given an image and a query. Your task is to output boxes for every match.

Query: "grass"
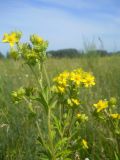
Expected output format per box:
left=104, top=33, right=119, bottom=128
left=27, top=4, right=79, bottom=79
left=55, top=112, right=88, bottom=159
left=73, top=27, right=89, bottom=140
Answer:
left=0, top=55, right=120, bottom=160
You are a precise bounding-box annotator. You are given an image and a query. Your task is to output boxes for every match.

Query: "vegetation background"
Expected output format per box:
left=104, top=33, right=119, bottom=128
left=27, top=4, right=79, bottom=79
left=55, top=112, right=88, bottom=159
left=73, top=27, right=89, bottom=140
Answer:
left=0, top=51, right=120, bottom=159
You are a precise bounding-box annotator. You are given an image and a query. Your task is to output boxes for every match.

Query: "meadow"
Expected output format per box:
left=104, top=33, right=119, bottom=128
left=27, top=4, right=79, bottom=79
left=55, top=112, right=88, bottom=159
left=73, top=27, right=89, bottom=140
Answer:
left=0, top=32, right=120, bottom=160
left=0, top=55, right=120, bottom=160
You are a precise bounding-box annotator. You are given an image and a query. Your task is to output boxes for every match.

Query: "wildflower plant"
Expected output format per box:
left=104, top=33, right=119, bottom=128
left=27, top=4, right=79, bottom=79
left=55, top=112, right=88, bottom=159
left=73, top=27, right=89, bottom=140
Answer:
left=2, top=31, right=22, bottom=47
left=92, top=97, right=120, bottom=158
left=2, top=31, right=120, bottom=160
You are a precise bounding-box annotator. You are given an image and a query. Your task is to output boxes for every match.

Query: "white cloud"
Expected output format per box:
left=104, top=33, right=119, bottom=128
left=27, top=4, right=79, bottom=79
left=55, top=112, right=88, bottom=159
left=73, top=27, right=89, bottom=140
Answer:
left=0, top=1, right=120, bottom=54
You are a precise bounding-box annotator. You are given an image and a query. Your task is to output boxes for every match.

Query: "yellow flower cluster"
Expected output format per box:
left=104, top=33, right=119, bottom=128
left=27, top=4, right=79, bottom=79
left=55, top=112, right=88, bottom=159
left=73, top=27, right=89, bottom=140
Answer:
left=53, top=69, right=95, bottom=94
left=2, top=32, right=22, bottom=47
left=110, top=114, right=120, bottom=119
left=81, top=139, right=89, bottom=149
left=93, top=100, right=108, bottom=112
left=51, top=85, right=65, bottom=94
left=82, top=72, right=95, bottom=87
left=69, top=69, right=82, bottom=86
left=2, top=31, right=48, bottom=65
left=11, top=87, right=25, bottom=103
left=52, top=69, right=95, bottom=108
left=30, top=34, right=44, bottom=45
left=67, top=98, right=80, bottom=107
left=93, top=97, right=120, bottom=122
left=53, top=71, right=69, bottom=87
left=77, top=113, right=88, bottom=122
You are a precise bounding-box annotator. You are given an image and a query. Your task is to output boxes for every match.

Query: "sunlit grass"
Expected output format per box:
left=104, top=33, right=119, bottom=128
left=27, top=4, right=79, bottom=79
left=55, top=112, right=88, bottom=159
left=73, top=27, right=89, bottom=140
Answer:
left=0, top=55, right=120, bottom=160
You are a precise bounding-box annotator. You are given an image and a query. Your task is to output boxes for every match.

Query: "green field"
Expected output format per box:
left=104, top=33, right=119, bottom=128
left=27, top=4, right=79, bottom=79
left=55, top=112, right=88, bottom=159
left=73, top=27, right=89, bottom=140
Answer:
left=1, top=56, right=120, bottom=98
left=0, top=56, right=120, bottom=160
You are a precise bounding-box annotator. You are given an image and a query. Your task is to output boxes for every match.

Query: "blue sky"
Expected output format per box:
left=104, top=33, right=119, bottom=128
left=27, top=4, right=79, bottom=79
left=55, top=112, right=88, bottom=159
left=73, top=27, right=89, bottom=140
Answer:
left=0, top=0, right=120, bottom=54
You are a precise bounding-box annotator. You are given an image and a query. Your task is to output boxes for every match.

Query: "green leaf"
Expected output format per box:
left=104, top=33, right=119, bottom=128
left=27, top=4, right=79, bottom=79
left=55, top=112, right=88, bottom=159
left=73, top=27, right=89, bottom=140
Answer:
left=114, top=151, right=120, bottom=160
left=36, top=92, right=49, bottom=113
left=52, top=115, right=62, bottom=136
left=55, top=137, right=68, bottom=151
left=56, top=149, right=72, bottom=158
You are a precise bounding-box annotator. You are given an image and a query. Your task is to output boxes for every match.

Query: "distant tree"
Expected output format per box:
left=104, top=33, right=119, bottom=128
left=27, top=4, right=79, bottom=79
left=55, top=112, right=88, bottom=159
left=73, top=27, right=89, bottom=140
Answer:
left=112, top=51, right=120, bottom=55
left=96, top=50, right=108, bottom=56
left=47, top=48, right=81, bottom=58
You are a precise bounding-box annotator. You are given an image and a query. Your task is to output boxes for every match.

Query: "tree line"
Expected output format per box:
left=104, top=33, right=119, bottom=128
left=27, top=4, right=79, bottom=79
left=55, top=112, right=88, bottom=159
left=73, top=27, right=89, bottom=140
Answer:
left=47, top=49, right=120, bottom=58
left=0, top=49, right=120, bottom=59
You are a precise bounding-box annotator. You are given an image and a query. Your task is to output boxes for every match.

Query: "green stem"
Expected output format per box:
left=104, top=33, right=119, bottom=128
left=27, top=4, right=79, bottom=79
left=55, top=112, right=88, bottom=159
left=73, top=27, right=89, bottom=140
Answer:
left=36, top=121, right=51, bottom=155
left=59, top=104, right=63, bottom=138
left=63, top=109, right=74, bottom=137
left=48, top=108, right=56, bottom=160
left=105, top=111, right=119, bottom=153
left=28, top=64, right=40, bottom=86
left=43, top=63, right=50, bottom=88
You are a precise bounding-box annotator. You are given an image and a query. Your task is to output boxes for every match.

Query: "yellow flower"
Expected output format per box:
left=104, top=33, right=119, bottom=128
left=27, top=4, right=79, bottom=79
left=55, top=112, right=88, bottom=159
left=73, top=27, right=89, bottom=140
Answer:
left=2, top=32, right=21, bottom=47
left=30, top=34, right=43, bottom=45
left=67, top=98, right=80, bottom=106
left=69, top=72, right=82, bottom=86
left=110, top=114, right=120, bottom=119
left=71, top=98, right=80, bottom=105
left=36, top=37, right=43, bottom=44
left=93, top=100, right=108, bottom=112
left=58, top=86, right=65, bottom=93
left=81, top=139, right=88, bottom=149
left=73, top=68, right=83, bottom=74
left=61, top=71, right=69, bottom=79
left=53, top=69, right=95, bottom=100
left=82, top=73, right=95, bottom=87
left=58, top=78, right=67, bottom=86
left=53, top=71, right=69, bottom=87
left=77, top=113, right=88, bottom=122
left=51, top=85, right=65, bottom=94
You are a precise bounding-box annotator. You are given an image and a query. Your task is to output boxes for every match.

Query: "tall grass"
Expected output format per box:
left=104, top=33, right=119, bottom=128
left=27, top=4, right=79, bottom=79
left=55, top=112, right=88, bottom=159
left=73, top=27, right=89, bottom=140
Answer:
left=0, top=55, right=120, bottom=160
